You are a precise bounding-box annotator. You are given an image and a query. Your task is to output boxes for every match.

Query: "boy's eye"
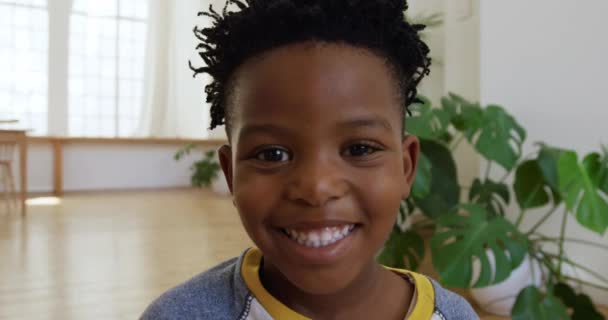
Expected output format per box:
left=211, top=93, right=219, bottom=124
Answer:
left=344, top=143, right=380, bottom=157
left=255, top=147, right=290, bottom=162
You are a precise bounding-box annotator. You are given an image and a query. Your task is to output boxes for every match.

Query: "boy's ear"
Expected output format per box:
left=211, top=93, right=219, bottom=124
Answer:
left=401, top=135, right=420, bottom=200
left=218, top=145, right=234, bottom=195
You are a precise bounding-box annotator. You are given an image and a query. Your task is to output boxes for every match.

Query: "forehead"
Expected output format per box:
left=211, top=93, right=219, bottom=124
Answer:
left=229, top=42, right=402, bottom=139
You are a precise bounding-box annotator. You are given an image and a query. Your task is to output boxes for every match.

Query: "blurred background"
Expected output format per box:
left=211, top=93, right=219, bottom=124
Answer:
left=0, top=0, right=606, bottom=319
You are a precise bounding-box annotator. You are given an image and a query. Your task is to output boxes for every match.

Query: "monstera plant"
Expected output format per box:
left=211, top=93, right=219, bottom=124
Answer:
left=378, top=93, right=608, bottom=319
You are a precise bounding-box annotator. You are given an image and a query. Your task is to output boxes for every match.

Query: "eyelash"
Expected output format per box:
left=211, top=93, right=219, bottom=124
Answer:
left=253, top=146, right=291, bottom=162
left=251, top=141, right=383, bottom=163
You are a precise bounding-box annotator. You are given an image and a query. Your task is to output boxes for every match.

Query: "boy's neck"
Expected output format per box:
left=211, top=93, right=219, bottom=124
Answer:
left=260, top=260, right=413, bottom=320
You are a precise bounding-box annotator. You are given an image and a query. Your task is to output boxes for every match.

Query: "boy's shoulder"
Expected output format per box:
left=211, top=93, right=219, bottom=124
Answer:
left=426, top=276, right=479, bottom=320
left=140, top=253, right=250, bottom=320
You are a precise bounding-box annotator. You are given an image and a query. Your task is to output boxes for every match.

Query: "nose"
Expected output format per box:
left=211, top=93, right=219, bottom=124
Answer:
left=285, top=155, right=349, bottom=207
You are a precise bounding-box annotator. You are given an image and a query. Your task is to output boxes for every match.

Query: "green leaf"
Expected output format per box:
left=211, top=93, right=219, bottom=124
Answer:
left=468, top=105, right=526, bottom=171
left=440, top=96, right=457, bottom=118
left=512, top=286, right=570, bottom=320
left=414, top=140, right=460, bottom=218
left=537, top=145, right=564, bottom=188
left=174, top=143, right=197, bottom=161
left=378, top=228, right=425, bottom=271
left=599, top=146, right=608, bottom=194
left=447, top=94, right=484, bottom=133
left=191, top=157, right=220, bottom=187
left=514, top=160, right=551, bottom=209
left=469, top=178, right=510, bottom=217
left=407, top=96, right=451, bottom=141
left=558, top=151, right=608, bottom=234
left=412, top=153, right=432, bottom=198
left=430, top=204, right=528, bottom=288
left=554, top=283, right=605, bottom=320
left=536, top=145, right=565, bottom=205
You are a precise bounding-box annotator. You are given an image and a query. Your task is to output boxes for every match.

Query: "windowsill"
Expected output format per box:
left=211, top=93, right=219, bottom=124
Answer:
left=27, top=136, right=227, bottom=145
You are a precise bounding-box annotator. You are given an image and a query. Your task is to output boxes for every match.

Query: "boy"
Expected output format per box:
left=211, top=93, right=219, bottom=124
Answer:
left=142, top=0, right=478, bottom=319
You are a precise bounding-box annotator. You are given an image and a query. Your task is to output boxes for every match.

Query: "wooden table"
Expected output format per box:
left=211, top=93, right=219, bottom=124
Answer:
left=0, top=129, right=28, bottom=216
left=27, top=136, right=226, bottom=196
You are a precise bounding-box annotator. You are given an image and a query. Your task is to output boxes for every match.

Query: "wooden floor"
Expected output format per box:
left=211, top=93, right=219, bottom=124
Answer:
left=0, top=189, right=251, bottom=320
left=1, top=189, right=606, bottom=320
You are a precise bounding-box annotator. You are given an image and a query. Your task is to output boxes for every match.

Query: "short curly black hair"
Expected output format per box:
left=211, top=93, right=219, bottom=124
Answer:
left=190, top=0, right=431, bottom=134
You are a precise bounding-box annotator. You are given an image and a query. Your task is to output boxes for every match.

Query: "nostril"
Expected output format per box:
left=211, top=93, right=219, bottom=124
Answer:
left=285, top=184, right=348, bottom=207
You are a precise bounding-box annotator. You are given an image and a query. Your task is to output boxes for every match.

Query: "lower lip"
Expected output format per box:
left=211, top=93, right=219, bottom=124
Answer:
left=273, top=226, right=359, bottom=266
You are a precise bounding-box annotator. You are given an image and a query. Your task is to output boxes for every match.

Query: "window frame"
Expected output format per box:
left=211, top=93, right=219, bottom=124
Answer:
left=1, top=0, right=150, bottom=138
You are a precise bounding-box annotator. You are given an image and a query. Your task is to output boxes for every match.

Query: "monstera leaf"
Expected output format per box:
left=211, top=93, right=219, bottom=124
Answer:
left=469, top=178, right=510, bottom=217
left=446, top=93, right=484, bottom=134
left=598, top=145, right=608, bottom=194
left=535, top=145, right=565, bottom=205
left=554, top=282, right=605, bottom=320
left=512, top=286, right=569, bottom=320
left=558, top=151, right=608, bottom=234
left=407, top=96, right=451, bottom=142
left=414, top=140, right=460, bottom=218
left=467, top=105, right=526, bottom=171
left=378, top=228, right=424, bottom=271
left=431, top=204, right=528, bottom=288
left=411, top=153, right=432, bottom=199
left=514, top=160, right=554, bottom=209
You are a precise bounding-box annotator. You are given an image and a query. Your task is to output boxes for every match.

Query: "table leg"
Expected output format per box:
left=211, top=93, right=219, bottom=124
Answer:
left=19, top=135, right=27, bottom=216
left=53, top=139, right=63, bottom=197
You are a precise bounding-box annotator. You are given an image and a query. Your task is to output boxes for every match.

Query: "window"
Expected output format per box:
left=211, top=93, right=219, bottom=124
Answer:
left=68, top=0, right=148, bottom=137
left=0, top=0, right=48, bottom=135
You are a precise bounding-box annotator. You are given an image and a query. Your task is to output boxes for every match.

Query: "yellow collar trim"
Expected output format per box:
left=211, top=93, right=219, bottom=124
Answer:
left=241, top=248, right=311, bottom=320
left=385, top=266, right=436, bottom=319
left=241, top=248, right=436, bottom=320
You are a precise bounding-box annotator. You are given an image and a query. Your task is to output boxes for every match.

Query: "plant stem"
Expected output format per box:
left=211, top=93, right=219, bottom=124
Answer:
left=514, top=209, right=526, bottom=228
left=485, top=161, right=492, bottom=181
left=533, top=235, right=608, bottom=252
left=563, top=275, right=608, bottom=292
left=411, top=222, right=436, bottom=231
left=410, top=219, right=435, bottom=230
left=557, top=207, right=568, bottom=278
left=537, top=251, right=559, bottom=286
left=450, top=133, right=465, bottom=151
left=543, top=253, right=608, bottom=284
left=526, top=205, right=559, bottom=235
left=498, top=171, right=511, bottom=184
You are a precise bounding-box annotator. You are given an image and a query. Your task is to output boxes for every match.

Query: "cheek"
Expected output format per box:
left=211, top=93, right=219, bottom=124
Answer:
left=357, top=160, right=404, bottom=235
left=232, top=167, right=278, bottom=239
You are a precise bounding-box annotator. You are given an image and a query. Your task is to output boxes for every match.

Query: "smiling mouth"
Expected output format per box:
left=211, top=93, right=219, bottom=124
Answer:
left=281, top=225, right=356, bottom=248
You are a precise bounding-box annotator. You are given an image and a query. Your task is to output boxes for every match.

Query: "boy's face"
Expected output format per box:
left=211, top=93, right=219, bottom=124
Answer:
left=219, top=42, right=419, bottom=294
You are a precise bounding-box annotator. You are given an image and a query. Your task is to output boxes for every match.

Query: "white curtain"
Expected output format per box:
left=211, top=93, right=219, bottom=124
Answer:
left=136, top=0, right=219, bottom=138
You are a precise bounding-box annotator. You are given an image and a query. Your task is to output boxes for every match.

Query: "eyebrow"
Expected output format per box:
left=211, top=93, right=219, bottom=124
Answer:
left=238, top=115, right=393, bottom=140
left=238, top=124, right=293, bottom=140
left=336, top=116, right=393, bottom=132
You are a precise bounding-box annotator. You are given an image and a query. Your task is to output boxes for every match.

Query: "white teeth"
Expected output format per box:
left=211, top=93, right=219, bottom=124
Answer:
left=341, top=226, right=348, bottom=236
left=321, top=230, right=332, bottom=242
left=283, top=224, right=356, bottom=248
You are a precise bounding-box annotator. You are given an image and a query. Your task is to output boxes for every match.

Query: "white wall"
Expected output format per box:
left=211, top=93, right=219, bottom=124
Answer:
left=480, top=0, right=608, bottom=304
left=480, top=1, right=607, bottom=153
left=24, top=142, right=217, bottom=193
left=443, top=0, right=481, bottom=188
left=408, top=0, right=446, bottom=103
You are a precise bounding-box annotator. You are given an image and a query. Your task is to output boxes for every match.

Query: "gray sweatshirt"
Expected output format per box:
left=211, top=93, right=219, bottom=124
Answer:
left=141, top=248, right=479, bottom=320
